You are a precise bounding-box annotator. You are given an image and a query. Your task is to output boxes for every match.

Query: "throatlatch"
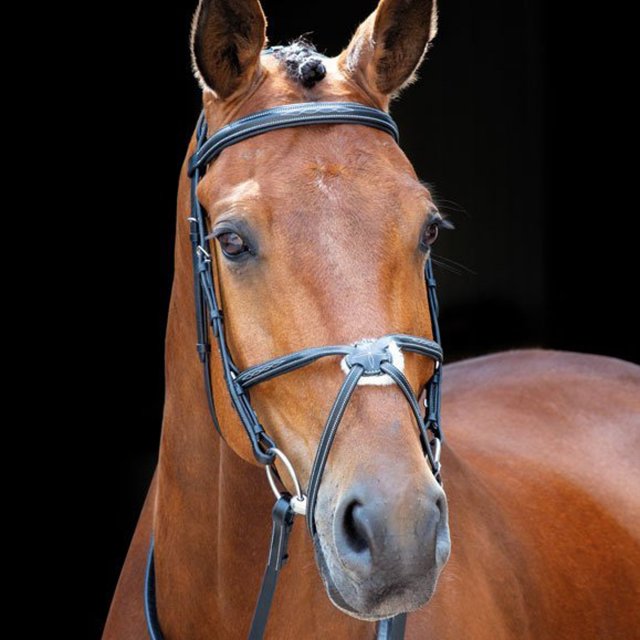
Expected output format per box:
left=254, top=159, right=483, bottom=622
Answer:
left=145, top=99, right=445, bottom=640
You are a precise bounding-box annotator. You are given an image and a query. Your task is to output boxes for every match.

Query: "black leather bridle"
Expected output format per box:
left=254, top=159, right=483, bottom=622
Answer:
left=145, top=100, right=445, bottom=640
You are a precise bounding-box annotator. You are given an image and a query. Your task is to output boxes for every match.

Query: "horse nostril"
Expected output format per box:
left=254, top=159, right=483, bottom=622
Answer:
left=342, top=500, right=369, bottom=554
left=435, top=495, right=443, bottom=520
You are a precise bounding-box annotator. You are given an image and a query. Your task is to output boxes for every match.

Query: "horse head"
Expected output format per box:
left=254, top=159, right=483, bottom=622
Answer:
left=189, top=0, right=450, bottom=620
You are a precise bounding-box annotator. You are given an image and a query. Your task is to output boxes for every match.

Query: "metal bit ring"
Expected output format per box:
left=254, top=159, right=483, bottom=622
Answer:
left=265, top=447, right=307, bottom=516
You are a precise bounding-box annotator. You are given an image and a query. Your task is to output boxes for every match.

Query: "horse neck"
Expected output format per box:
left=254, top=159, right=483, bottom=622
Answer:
left=155, top=410, right=275, bottom=636
left=150, top=158, right=262, bottom=633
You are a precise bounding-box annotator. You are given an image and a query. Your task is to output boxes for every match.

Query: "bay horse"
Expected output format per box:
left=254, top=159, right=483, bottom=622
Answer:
left=103, top=0, right=640, bottom=638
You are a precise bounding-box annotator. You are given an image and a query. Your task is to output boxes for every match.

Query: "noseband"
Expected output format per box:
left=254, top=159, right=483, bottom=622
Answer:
left=145, top=101, right=444, bottom=640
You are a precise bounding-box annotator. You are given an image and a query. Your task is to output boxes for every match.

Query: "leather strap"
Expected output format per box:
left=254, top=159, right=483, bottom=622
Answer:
left=188, top=102, right=399, bottom=177
left=234, top=335, right=441, bottom=391
left=248, top=496, right=297, bottom=639
left=306, top=365, right=365, bottom=537
left=144, top=539, right=164, bottom=640
left=377, top=614, right=408, bottom=640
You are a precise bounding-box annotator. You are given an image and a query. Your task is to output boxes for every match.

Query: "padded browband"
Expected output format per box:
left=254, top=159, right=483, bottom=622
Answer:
left=188, top=102, right=400, bottom=177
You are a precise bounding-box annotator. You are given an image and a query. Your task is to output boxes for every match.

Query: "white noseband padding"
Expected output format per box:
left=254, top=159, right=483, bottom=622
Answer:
left=340, top=339, right=404, bottom=386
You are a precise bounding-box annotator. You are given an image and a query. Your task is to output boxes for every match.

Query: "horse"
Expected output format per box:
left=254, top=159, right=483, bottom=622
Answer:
left=103, top=0, right=640, bottom=638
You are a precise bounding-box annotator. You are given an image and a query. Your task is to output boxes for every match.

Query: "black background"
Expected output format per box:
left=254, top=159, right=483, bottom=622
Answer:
left=79, top=0, right=637, bottom=636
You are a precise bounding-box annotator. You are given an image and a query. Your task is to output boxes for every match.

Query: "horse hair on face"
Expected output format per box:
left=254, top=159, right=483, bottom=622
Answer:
left=270, top=39, right=327, bottom=88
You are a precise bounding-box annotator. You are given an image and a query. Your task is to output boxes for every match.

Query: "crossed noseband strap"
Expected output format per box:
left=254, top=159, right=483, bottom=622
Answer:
left=234, top=333, right=443, bottom=536
left=146, top=100, right=445, bottom=640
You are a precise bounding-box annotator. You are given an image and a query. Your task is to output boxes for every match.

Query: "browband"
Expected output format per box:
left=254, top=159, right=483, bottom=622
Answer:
left=188, top=102, right=400, bottom=176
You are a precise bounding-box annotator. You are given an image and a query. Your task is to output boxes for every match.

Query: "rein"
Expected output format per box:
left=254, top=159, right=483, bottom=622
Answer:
left=146, top=101, right=444, bottom=640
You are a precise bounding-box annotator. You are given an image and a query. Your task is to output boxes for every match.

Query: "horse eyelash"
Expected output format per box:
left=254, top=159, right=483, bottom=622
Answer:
left=435, top=216, right=455, bottom=231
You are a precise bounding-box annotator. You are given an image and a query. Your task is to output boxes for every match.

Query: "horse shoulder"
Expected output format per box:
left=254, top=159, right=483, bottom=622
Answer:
left=408, top=350, right=640, bottom=639
left=442, top=349, right=640, bottom=504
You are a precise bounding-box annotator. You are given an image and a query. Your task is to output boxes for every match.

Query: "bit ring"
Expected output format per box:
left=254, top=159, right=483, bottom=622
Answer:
left=265, top=447, right=307, bottom=516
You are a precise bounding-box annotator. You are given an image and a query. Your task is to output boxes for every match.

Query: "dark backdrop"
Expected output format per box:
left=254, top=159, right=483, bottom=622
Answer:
left=82, top=0, right=637, bottom=635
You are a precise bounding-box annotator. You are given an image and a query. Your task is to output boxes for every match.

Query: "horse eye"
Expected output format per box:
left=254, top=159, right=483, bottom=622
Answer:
left=217, top=232, right=250, bottom=258
left=422, top=223, right=439, bottom=247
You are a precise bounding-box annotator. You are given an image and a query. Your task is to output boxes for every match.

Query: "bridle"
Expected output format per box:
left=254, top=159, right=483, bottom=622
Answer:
left=145, top=99, right=444, bottom=640
left=145, top=100, right=445, bottom=640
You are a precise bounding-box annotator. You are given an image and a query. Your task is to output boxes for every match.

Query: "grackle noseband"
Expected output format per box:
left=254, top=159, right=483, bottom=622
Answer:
left=145, top=100, right=445, bottom=640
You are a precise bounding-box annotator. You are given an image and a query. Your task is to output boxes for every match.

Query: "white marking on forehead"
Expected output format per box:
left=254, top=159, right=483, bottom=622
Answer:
left=340, top=339, right=405, bottom=386
left=315, top=174, right=332, bottom=195
left=309, top=159, right=345, bottom=200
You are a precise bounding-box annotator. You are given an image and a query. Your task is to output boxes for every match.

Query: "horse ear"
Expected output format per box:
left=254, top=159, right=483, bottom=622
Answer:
left=338, top=0, right=438, bottom=99
left=190, top=0, right=267, bottom=99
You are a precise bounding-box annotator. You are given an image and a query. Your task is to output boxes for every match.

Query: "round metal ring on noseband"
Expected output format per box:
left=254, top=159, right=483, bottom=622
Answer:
left=265, top=448, right=308, bottom=516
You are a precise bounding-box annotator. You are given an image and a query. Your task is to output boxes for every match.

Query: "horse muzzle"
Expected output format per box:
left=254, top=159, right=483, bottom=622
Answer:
left=313, top=473, right=451, bottom=620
